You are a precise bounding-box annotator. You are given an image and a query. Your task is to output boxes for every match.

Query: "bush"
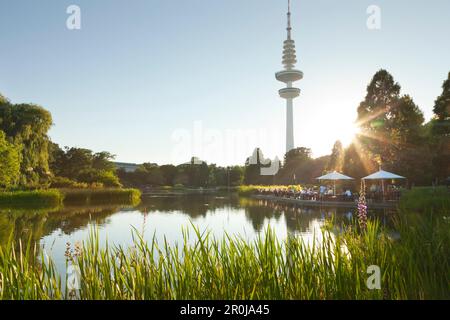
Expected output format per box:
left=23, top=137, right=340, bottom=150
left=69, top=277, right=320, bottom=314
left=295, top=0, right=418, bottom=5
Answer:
left=50, top=176, right=88, bottom=189
left=78, top=170, right=122, bottom=188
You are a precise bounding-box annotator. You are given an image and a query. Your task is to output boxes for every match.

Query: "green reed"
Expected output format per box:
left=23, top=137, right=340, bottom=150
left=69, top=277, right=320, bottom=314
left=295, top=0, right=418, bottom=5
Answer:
left=0, top=189, right=63, bottom=209
left=0, top=211, right=448, bottom=300
left=62, top=188, right=141, bottom=206
left=399, top=186, right=450, bottom=213
left=0, top=233, right=62, bottom=299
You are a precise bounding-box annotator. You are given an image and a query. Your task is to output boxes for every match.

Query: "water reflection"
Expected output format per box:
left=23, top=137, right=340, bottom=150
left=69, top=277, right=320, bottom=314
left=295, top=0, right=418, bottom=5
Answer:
left=0, top=194, right=397, bottom=271
left=239, top=197, right=395, bottom=233
left=0, top=205, right=124, bottom=248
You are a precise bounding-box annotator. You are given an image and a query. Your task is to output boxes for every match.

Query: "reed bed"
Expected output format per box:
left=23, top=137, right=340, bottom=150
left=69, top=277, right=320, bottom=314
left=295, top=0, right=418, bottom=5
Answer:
left=61, top=188, right=141, bottom=206
left=398, top=186, right=450, bottom=213
left=0, top=189, right=63, bottom=209
left=0, top=209, right=448, bottom=300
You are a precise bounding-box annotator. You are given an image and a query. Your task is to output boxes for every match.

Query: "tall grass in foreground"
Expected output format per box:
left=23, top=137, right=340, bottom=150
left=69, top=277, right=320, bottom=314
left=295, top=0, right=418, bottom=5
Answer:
left=0, top=212, right=448, bottom=300
left=0, top=235, right=62, bottom=299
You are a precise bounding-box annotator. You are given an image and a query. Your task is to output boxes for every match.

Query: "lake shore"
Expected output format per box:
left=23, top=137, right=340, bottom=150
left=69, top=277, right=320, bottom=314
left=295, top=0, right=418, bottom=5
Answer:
left=0, top=188, right=141, bottom=209
left=252, top=194, right=398, bottom=209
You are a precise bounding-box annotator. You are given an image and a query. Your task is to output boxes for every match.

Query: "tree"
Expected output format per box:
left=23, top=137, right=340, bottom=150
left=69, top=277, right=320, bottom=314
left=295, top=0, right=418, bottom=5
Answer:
left=0, top=101, right=53, bottom=186
left=284, top=147, right=312, bottom=165
left=0, top=93, right=8, bottom=104
left=387, top=95, right=424, bottom=143
left=48, top=142, right=66, bottom=176
left=275, top=147, right=320, bottom=184
left=342, top=142, right=374, bottom=179
left=187, top=162, right=209, bottom=187
left=160, top=165, right=178, bottom=186
left=229, top=166, right=244, bottom=186
left=141, top=163, right=165, bottom=186
left=430, top=72, right=450, bottom=182
left=49, top=146, right=121, bottom=186
left=207, top=165, right=226, bottom=187
left=357, top=69, right=401, bottom=165
left=0, top=130, right=20, bottom=188
left=385, top=95, right=432, bottom=184
left=356, top=70, right=428, bottom=184
left=432, top=71, right=450, bottom=136
left=57, top=147, right=93, bottom=180
left=326, top=140, right=344, bottom=172
left=92, top=152, right=116, bottom=172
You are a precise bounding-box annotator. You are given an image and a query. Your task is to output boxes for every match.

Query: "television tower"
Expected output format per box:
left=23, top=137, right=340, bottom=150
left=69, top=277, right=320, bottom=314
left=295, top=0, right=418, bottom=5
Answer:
left=275, top=0, right=303, bottom=153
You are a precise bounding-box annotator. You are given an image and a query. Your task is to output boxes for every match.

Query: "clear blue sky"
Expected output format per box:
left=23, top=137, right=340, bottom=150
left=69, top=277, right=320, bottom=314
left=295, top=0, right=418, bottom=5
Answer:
left=1, top=0, right=449, bottom=166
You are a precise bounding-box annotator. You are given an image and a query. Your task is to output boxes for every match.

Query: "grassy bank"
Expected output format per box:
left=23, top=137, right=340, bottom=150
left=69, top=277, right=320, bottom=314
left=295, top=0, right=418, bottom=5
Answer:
left=0, top=190, right=63, bottom=209
left=0, top=209, right=448, bottom=300
left=62, top=188, right=141, bottom=206
left=0, top=188, right=141, bottom=209
left=399, top=186, right=449, bottom=213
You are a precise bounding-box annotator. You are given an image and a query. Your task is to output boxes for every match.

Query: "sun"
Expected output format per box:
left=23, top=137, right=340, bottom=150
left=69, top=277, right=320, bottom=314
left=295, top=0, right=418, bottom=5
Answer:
left=338, top=121, right=360, bottom=147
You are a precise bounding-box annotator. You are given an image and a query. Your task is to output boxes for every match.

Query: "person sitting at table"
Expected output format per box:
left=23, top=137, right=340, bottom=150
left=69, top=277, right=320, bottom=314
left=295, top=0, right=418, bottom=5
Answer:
left=300, top=188, right=307, bottom=200
left=319, top=185, right=326, bottom=195
left=344, top=189, right=352, bottom=201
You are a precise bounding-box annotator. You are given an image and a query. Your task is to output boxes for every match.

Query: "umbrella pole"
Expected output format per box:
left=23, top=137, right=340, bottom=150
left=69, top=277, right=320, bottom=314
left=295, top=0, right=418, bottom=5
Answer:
left=334, top=181, right=336, bottom=196
left=382, top=179, right=385, bottom=202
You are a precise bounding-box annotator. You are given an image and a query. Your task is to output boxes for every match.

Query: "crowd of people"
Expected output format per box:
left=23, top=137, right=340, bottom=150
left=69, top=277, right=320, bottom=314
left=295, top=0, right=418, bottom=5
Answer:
left=257, top=186, right=356, bottom=202
left=256, top=183, right=404, bottom=203
left=366, top=184, right=402, bottom=201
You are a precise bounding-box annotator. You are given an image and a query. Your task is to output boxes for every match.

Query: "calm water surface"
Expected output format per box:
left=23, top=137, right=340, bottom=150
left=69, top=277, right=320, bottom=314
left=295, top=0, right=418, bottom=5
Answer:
left=0, top=194, right=393, bottom=273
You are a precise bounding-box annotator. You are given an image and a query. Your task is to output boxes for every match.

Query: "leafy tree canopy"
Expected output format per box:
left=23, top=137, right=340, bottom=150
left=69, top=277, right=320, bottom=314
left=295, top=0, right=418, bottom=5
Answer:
left=0, top=130, right=20, bottom=188
left=0, top=102, right=53, bottom=186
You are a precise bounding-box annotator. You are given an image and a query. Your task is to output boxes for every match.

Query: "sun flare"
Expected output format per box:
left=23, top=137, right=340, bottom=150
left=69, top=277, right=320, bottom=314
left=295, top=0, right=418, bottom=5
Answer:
left=338, top=122, right=360, bottom=147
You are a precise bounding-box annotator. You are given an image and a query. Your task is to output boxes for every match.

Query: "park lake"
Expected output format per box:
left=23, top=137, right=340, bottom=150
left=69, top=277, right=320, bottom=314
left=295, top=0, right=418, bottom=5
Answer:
left=0, top=193, right=393, bottom=275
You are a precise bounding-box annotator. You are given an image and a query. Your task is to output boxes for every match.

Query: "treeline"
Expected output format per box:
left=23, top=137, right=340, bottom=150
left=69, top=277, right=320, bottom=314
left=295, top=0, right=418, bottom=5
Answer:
left=245, top=70, right=450, bottom=186
left=2, top=69, right=448, bottom=190
left=0, top=94, right=120, bottom=190
left=49, top=145, right=121, bottom=188
left=118, top=158, right=244, bottom=188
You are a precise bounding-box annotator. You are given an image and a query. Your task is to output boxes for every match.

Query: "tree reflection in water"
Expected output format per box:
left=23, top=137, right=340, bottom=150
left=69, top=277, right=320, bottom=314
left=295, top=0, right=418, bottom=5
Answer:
left=0, top=194, right=396, bottom=258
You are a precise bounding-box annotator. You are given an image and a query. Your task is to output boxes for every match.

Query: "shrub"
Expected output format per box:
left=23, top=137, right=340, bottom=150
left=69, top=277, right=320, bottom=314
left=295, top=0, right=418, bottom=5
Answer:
left=50, top=176, right=88, bottom=189
left=78, top=170, right=122, bottom=188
